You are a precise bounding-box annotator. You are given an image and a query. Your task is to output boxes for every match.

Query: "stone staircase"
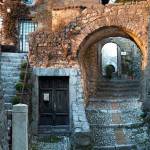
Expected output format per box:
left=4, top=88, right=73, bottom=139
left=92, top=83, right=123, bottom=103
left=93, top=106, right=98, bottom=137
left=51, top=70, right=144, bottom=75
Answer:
left=0, top=52, right=27, bottom=104
left=86, top=80, right=150, bottom=150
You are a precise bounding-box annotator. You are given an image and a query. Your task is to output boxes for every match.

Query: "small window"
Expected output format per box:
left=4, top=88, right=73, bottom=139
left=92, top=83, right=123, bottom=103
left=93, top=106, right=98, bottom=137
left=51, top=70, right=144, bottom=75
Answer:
left=19, top=19, right=37, bottom=52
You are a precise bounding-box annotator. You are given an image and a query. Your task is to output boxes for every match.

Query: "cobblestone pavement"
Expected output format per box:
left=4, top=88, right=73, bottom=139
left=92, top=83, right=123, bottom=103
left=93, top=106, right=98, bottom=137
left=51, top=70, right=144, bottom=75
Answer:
left=86, top=81, right=150, bottom=150
left=29, top=135, right=70, bottom=150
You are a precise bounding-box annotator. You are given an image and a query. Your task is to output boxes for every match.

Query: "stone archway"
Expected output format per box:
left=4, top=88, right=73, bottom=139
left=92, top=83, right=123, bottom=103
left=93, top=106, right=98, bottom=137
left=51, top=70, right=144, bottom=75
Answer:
left=76, top=26, right=144, bottom=104
left=29, top=0, right=150, bottom=108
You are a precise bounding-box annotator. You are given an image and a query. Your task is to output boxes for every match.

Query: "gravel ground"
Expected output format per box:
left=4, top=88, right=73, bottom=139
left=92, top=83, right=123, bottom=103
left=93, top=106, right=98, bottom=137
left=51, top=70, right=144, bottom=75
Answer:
left=29, top=135, right=70, bottom=150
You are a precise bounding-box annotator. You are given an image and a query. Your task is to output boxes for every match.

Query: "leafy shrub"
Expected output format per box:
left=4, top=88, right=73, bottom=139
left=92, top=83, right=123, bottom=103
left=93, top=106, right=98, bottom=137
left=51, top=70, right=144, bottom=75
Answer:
left=21, top=61, right=27, bottom=69
left=105, top=64, right=115, bottom=78
left=11, top=96, right=21, bottom=105
left=20, top=72, right=30, bottom=80
left=16, top=82, right=23, bottom=92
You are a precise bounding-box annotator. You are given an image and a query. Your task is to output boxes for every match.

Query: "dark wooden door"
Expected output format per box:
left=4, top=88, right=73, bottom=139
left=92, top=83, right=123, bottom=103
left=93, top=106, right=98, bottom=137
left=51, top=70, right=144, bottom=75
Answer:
left=39, top=77, right=69, bottom=126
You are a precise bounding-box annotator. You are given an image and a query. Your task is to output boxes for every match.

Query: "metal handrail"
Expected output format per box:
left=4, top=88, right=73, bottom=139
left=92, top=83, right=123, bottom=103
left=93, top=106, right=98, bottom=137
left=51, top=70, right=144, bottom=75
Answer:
left=20, top=55, right=29, bottom=103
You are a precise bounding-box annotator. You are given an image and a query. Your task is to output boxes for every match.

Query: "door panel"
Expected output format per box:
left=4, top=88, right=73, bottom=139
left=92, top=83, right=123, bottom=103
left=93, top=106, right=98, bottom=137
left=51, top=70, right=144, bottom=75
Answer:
left=39, top=77, right=69, bottom=126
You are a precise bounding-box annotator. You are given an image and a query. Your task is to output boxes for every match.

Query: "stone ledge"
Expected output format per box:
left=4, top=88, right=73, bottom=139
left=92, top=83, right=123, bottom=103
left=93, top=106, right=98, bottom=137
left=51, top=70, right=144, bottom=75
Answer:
left=90, top=122, right=143, bottom=128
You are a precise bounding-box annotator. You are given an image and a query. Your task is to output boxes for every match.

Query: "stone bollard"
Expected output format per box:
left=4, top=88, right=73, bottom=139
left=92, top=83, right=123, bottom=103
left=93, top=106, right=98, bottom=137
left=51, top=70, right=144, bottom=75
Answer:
left=12, top=104, right=28, bottom=150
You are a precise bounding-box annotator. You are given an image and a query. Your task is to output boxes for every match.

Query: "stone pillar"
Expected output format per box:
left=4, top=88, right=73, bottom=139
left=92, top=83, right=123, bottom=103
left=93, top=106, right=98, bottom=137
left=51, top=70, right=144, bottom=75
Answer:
left=12, top=104, right=28, bottom=150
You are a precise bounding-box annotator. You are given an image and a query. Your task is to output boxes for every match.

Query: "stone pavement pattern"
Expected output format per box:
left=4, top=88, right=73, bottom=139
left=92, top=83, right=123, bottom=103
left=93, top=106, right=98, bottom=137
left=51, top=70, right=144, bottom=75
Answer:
left=86, top=80, right=150, bottom=150
left=29, top=135, right=70, bottom=150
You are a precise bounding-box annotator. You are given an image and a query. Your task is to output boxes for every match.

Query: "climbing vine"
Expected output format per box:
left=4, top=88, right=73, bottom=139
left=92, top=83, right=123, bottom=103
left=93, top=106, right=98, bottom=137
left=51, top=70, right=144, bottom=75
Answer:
left=1, top=0, right=29, bottom=45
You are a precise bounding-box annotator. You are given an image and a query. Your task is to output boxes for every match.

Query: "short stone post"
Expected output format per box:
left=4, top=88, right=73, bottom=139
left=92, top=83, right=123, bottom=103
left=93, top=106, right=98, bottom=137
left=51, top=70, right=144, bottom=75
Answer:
left=12, top=104, right=28, bottom=150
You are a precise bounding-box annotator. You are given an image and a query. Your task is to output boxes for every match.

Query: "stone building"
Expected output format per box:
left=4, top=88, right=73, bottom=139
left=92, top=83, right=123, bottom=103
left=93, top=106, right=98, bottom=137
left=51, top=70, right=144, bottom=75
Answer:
left=1, top=0, right=150, bottom=149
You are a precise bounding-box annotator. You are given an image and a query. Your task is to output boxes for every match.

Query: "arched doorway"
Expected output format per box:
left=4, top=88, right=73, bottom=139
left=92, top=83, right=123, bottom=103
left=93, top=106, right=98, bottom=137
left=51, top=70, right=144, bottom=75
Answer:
left=101, top=42, right=122, bottom=78
left=78, top=27, right=143, bottom=101
left=99, top=38, right=142, bottom=80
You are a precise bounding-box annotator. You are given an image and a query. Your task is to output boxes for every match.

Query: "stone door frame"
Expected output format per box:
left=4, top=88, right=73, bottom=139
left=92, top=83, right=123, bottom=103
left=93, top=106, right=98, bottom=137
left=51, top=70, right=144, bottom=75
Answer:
left=31, top=68, right=79, bottom=135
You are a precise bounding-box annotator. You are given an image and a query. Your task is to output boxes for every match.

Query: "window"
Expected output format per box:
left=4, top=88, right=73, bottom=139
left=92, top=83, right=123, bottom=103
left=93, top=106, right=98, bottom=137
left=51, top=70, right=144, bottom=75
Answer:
left=22, top=0, right=33, bottom=4
left=19, top=19, right=37, bottom=52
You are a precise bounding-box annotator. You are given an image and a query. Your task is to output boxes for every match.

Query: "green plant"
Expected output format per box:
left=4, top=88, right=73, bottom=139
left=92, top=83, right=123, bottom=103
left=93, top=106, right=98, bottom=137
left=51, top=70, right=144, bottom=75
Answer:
left=16, top=82, right=23, bottom=92
left=11, top=96, right=21, bottom=105
left=20, top=72, right=30, bottom=80
left=21, top=61, right=27, bottom=69
left=105, top=64, right=115, bottom=78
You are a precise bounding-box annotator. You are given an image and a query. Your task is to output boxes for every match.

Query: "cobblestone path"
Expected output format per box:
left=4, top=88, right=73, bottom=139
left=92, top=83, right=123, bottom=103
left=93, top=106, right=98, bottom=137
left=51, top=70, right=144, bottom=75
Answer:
left=86, top=80, right=150, bottom=150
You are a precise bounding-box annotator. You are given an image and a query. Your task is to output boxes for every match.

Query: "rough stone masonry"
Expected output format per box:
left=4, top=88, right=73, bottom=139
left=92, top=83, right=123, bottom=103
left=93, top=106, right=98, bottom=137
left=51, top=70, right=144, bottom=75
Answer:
left=0, top=79, right=8, bottom=150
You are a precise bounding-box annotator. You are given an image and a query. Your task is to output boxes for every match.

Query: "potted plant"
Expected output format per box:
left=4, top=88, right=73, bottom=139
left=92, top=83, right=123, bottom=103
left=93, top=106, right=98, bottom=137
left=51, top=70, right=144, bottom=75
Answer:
left=105, top=64, right=115, bottom=78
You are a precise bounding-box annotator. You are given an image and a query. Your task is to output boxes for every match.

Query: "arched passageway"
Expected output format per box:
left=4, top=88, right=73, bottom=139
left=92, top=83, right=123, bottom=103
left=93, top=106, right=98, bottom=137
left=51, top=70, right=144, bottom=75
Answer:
left=77, top=26, right=143, bottom=101
left=78, top=27, right=149, bottom=149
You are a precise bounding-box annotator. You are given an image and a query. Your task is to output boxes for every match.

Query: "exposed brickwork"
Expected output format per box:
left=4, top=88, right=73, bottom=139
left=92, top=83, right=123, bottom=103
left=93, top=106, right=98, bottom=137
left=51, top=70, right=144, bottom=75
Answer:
left=114, top=128, right=127, bottom=145
left=112, top=114, right=121, bottom=124
left=111, top=102, right=119, bottom=110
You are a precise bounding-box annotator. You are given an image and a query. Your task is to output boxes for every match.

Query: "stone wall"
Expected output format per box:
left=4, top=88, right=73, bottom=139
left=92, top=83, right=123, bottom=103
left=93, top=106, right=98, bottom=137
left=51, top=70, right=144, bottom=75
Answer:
left=53, top=0, right=99, bottom=8
left=109, top=37, right=142, bottom=79
left=29, top=1, right=149, bottom=69
left=0, top=80, right=8, bottom=150
left=84, top=43, right=100, bottom=97
left=29, top=0, right=150, bottom=113
left=53, top=8, right=82, bottom=32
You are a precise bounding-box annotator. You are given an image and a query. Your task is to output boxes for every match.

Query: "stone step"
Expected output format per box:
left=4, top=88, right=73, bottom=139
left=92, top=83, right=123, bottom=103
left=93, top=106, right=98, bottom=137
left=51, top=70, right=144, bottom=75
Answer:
left=98, top=87, right=139, bottom=92
left=4, top=95, right=16, bottom=103
left=89, top=97, right=140, bottom=102
left=1, top=76, right=19, bottom=81
left=1, top=66, right=21, bottom=71
left=90, top=126, right=149, bottom=148
left=88, top=99, right=142, bottom=110
left=1, top=71, right=20, bottom=77
left=93, top=144, right=137, bottom=150
left=38, top=126, right=70, bottom=135
left=2, top=82, right=16, bottom=89
left=99, top=81, right=140, bottom=88
left=100, top=79, right=139, bottom=84
left=124, top=126, right=150, bottom=146
left=4, top=103, right=13, bottom=110
left=0, top=62, right=22, bottom=67
left=1, top=52, right=27, bottom=57
left=1, top=58, right=25, bottom=63
left=96, top=91, right=139, bottom=98
left=86, top=110, right=143, bottom=125
left=3, top=89, right=17, bottom=95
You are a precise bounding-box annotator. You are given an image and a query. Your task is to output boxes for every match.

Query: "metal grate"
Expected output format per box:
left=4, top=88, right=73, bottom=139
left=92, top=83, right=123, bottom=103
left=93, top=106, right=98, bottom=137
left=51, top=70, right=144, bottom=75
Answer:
left=19, top=19, right=37, bottom=52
